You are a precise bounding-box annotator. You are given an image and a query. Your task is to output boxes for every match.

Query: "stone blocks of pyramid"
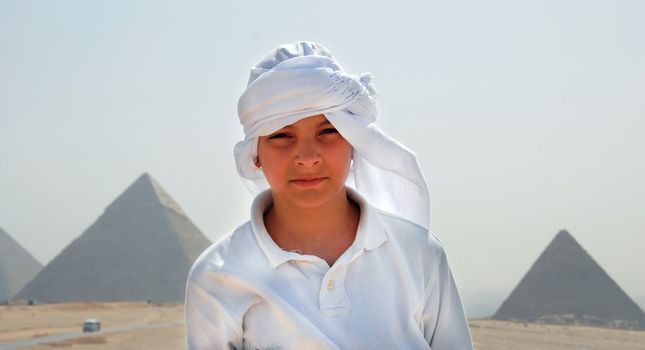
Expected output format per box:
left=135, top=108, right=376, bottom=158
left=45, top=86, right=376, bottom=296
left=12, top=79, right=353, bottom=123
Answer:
left=14, top=173, right=212, bottom=303
left=494, top=229, right=645, bottom=329
left=0, top=227, right=43, bottom=300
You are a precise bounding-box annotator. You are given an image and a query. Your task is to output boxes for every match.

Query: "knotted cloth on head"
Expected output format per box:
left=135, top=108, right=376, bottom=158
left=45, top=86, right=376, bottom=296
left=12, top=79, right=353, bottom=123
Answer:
left=235, top=41, right=431, bottom=230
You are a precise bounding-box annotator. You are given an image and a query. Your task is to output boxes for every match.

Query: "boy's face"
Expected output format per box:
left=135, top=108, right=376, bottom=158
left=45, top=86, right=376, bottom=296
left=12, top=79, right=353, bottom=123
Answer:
left=256, top=114, right=352, bottom=209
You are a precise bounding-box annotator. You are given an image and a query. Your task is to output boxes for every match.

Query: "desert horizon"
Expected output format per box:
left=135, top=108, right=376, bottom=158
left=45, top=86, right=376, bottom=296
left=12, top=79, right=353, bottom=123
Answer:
left=1, top=301, right=644, bottom=350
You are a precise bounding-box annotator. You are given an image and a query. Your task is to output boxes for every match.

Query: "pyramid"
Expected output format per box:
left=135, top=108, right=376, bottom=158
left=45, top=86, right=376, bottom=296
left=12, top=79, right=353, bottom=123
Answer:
left=0, top=227, right=43, bottom=300
left=14, top=173, right=212, bottom=303
left=494, top=229, right=645, bottom=329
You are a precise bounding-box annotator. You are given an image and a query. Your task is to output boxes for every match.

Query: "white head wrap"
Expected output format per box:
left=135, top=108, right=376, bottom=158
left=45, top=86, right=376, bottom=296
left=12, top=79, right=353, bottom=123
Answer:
left=234, top=41, right=431, bottom=230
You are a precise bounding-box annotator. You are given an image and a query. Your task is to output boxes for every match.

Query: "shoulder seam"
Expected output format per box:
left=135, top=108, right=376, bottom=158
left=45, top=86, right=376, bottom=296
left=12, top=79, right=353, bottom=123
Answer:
left=375, top=208, right=427, bottom=232
left=375, top=209, right=445, bottom=246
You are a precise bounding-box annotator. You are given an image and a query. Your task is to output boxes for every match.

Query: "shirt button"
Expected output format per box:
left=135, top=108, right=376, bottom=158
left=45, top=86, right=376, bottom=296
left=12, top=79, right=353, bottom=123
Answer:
left=326, top=279, right=334, bottom=291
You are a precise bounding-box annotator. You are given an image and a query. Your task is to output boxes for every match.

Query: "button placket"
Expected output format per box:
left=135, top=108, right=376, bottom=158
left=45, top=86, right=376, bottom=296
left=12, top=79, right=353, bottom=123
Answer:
left=290, top=259, right=329, bottom=301
left=320, top=265, right=349, bottom=317
left=326, top=279, right=334, bottom=291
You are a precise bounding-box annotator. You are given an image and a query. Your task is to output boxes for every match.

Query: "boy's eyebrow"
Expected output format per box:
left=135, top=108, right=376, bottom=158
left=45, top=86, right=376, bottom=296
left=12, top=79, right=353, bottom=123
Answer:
left=277, top=120, right=332, bottom=131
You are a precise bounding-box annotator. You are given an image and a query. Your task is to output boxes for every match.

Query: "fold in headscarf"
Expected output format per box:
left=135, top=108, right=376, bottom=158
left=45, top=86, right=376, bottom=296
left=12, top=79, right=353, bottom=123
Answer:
left=235, top=41, right=431, bottom=230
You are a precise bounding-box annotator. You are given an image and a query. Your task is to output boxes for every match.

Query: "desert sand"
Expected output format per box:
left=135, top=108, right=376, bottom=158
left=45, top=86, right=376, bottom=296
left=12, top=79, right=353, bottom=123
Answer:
left=1, top=302, right=644, bottom=349
left=469, top=319, right=645, bottom=350
left=0, top=302, right=184, bottom=349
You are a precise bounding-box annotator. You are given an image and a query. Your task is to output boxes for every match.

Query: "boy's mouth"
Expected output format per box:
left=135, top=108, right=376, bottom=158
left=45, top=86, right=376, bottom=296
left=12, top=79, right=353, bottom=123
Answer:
left=291, top=177, right=327, bottom=187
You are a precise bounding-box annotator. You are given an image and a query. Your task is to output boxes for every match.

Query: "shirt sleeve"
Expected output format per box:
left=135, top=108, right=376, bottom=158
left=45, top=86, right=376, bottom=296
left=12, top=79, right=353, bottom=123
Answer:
left=185, top=268, right=244, bottom=350
left=421, top=248, right=474, bottom=350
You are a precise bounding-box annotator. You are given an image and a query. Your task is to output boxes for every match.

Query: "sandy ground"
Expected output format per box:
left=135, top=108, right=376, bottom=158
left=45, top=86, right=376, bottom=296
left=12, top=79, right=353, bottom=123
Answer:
left=9, top=325, right=185, bottom=350
left=1, top=302, right=644, bottom=349
left=469, top=319, right=645, bottom=350
left=0, top=302, right=184, bottom=348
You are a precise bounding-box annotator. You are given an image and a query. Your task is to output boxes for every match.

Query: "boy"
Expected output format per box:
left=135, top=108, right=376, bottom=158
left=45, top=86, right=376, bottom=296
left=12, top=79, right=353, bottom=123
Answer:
left=186, top=41, right=473, bottom=349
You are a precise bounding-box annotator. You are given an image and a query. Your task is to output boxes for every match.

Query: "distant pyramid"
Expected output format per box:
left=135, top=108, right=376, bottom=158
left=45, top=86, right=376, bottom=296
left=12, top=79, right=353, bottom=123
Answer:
left=0, top=227, right=42, bottom=300
left=14, top=173, right=212, bottom=302
left=494, top=229, right=645, bottom=329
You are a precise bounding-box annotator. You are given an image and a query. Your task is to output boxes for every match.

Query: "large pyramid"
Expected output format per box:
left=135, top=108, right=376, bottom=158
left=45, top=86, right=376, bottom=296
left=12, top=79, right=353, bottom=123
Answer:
left=494, top=229, right=645, bottom=329
left=0, top=227, right=43, bottom=300
left=14, top=173, right=212, bottom=303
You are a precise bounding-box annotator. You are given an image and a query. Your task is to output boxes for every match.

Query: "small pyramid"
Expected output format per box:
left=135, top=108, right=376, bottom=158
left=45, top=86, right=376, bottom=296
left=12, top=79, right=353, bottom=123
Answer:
left=0, top=227, right=43, bottom=300
left=14, top=173, right=212, bottom=302
left=494, top=229, right=645, bottom=329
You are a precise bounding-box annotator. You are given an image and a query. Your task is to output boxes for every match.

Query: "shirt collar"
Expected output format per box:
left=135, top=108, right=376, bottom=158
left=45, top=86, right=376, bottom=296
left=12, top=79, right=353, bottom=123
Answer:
left=250, top=187, right=387, bottom=269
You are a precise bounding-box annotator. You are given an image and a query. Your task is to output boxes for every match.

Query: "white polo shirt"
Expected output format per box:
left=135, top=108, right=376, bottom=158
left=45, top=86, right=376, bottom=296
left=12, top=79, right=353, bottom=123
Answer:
left=185, top=189, right=473, bottom=350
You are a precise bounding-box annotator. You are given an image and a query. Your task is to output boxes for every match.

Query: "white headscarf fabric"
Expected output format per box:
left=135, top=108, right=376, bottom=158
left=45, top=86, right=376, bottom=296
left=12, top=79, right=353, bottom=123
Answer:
left=234, top=41, right=431, bottom=230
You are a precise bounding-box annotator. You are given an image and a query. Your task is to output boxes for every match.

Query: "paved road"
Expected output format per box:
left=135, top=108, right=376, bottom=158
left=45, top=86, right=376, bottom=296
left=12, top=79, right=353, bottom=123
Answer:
left=0, top=320, right=184, bottom=350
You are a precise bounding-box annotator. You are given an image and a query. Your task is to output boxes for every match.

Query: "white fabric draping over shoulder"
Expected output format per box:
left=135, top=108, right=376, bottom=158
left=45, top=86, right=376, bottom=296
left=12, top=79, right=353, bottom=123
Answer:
left=234, top=41, right=431, bottom=230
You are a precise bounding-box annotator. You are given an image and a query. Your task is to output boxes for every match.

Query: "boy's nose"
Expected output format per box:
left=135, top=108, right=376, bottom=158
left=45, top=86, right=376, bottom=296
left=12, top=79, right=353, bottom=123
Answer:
left=295, top=140, right=321, bottom=167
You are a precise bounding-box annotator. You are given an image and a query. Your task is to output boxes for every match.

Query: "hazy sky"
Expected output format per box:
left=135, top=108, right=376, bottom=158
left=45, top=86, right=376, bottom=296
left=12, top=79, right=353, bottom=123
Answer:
left=1, top=0, right=643, bottom=303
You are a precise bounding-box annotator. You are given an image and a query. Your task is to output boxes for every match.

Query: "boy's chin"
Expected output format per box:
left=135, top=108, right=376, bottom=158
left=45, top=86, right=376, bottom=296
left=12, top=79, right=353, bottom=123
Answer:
left=274, top=186, right=347, bottom=210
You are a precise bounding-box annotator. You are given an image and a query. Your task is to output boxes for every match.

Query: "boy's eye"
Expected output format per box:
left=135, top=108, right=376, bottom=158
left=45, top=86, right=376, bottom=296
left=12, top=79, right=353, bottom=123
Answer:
left=320, top=128, right=338, bottom=135
left=269, top=133, right=290, bottom=139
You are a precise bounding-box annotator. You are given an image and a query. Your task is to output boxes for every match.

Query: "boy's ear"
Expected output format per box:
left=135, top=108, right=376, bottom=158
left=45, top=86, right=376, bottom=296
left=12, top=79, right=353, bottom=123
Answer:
left=254, top=157, right=261, bottom=168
